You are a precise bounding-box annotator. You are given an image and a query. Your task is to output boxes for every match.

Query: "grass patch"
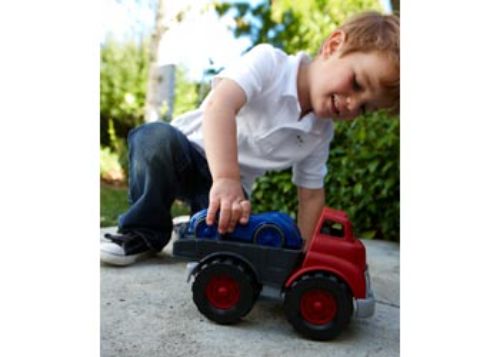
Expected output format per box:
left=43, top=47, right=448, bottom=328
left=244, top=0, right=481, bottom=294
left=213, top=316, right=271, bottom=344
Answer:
left=100, top=183, right=190, bottom=227
left=100, top=183, right=129, bottom=227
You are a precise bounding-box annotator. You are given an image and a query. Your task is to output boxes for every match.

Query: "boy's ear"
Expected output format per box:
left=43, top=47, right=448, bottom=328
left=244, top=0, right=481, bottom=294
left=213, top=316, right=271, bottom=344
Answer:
left=321, top=30, right=346, bottom=57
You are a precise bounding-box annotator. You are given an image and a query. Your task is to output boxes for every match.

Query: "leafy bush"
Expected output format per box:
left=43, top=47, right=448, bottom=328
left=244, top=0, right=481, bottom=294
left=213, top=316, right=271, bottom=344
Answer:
left=173, top=66, right=202, bottom=118
left=100, top=38, right=149, bottom=148
left=100, top=37, right=201, bottom=182
left=100, top=146, right=125, bottom=183
left=270, top=0, right=382, bottom=58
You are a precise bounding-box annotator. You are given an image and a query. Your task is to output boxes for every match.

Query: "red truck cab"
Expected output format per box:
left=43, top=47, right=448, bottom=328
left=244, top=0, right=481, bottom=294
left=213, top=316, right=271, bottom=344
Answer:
left=286, top=207, right=369, bottom=300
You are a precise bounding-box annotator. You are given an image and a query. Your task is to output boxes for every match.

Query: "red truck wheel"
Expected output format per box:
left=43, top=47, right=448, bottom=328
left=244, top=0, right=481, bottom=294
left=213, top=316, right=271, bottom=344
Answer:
left=192, top=258, right=258, bottom=324
left=284, top=273, right=353, bottom=340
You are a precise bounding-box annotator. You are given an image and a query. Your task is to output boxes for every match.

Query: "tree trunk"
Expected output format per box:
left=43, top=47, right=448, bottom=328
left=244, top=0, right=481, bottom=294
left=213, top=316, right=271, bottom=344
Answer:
left=390, top=0, right=400, bottom=15
left=144, top=0, right=167, bottom=122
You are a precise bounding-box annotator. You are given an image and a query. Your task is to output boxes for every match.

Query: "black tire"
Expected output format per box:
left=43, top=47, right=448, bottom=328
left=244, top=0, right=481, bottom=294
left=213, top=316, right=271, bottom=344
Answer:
left=283, top=273, right=353, bottom=341
left=252, top=282, right=263, bottom=303
left=252, top=223, right=285, bottom=248
left=192, top=258, right=258, bottom=324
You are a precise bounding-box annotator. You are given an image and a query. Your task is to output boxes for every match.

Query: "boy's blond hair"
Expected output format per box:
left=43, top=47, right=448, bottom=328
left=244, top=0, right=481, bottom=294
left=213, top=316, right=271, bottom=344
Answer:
left=335, top=11, right=400, bottom=113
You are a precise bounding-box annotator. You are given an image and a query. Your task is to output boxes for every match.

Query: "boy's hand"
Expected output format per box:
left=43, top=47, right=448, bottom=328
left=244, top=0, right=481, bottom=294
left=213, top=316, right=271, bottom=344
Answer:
left=206, top=178, right=251, bottom=234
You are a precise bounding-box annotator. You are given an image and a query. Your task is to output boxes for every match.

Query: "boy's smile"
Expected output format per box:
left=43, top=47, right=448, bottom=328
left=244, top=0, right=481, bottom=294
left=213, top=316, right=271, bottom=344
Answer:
left=298, top=30, right=398, bottom=120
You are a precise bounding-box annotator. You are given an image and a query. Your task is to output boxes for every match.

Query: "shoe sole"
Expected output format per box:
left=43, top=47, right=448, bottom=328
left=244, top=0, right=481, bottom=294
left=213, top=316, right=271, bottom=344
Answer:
left=100, top=250, right=154, bottom=266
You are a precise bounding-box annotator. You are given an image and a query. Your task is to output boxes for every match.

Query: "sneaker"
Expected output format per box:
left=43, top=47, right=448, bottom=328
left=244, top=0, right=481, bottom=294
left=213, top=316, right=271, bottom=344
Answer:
left=101, top=231, right=154, bottom=266
left=172, top=215, right=191, bottom=240
left=163, top=215, right=191, bottom=256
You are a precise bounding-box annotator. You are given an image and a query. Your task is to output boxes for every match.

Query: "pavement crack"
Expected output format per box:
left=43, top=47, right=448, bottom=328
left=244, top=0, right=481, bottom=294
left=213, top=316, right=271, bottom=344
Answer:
left=376, top=299, right=400, bottom=308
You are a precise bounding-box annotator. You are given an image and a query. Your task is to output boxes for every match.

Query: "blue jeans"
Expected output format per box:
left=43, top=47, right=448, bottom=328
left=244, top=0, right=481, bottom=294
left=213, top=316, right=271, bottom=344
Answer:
left=118, top=122, right=212, bottom=251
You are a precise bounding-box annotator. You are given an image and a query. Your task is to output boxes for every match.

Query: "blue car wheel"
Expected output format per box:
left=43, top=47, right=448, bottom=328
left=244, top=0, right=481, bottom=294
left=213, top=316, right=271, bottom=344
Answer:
left=195, top=218, right=217, bottom=239
left=253, top=224, right=285, bottom=248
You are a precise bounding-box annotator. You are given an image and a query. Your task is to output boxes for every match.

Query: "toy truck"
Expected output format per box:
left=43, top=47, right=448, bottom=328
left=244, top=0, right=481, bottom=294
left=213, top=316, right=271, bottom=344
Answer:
left=173, top=207, right=375, bottom=341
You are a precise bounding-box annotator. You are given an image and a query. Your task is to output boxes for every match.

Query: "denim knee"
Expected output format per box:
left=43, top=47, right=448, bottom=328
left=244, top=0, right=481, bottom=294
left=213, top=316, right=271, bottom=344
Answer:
left=129, top=123, right=191, bottom=170
left=129, top=122, right=175, bottom=159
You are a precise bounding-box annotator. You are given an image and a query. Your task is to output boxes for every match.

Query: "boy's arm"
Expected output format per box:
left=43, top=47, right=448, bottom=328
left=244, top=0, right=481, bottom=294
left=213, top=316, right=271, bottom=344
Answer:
left=203, top=78, right=251, bottom=234
left=297, top=186, right=325, bottom=244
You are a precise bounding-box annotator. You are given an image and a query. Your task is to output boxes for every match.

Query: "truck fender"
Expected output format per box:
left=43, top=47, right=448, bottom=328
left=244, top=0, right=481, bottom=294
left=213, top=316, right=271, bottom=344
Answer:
left=187, top=251, right=260, bottom=284
left=284, top=266, right=360, bottom=298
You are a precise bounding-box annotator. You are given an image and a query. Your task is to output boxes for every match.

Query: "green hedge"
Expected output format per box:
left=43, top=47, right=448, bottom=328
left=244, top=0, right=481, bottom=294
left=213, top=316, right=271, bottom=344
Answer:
left=252, top=111, right=400, bottom=241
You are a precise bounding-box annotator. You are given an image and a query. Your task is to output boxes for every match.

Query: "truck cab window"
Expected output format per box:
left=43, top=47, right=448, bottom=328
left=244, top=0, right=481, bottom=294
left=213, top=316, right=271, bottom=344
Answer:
left=319, top=220, right=344, bottom=238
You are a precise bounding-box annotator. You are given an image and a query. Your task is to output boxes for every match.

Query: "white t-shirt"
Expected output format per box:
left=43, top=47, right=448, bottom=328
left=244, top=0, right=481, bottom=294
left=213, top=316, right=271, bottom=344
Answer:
left=171, top=44, right=334, bottom=194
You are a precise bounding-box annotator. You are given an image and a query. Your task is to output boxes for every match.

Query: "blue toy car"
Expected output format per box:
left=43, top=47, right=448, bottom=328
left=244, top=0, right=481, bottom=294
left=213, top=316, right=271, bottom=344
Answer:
left=185, top=209, right=303, bottom=250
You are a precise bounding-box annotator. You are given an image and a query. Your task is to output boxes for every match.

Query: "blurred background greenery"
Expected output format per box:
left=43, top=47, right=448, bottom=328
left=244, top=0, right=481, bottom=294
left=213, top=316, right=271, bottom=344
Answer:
left=100, top=0, right=400, bottom=241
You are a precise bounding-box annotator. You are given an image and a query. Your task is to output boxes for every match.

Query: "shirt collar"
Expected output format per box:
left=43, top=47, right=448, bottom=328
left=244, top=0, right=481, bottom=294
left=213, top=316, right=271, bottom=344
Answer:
left=282, top=51, right=311, bottom=103
left=282, top=51, right=326, bottom=133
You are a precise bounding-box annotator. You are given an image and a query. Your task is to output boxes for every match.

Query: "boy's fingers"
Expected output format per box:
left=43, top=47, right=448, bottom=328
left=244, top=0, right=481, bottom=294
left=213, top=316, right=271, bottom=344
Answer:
left=206, top=199, right=220, bottom=225
left=239, top=200, right=251, bottom=224
left=227, top=201, right=243, bottom=232
left=218, top=201, right=231, bottom=233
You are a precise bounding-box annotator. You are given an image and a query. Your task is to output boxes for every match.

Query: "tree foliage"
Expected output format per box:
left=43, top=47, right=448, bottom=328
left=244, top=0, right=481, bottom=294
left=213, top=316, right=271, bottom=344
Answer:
left=100, top=37, right=201, bottom=141
left=271, top=0, right=381, bottom=53
left=100, top=38, right=149, bottom=147
left=100, top=37, right=200, bottom=176
left=173, top=67, right=200, bottom=119
left=216, top=0, right=400, bottom=241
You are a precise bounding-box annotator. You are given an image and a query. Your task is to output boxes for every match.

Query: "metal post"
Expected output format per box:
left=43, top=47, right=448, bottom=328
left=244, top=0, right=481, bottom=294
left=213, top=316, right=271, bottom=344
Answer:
left=145, top=63, right=176, bottom=122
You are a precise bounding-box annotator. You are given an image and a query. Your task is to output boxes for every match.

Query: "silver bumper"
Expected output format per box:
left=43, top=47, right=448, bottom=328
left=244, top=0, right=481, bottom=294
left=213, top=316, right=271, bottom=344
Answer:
left=186, top=261, right=199, bottom=283
left=353, top=266, right=376, bottom=318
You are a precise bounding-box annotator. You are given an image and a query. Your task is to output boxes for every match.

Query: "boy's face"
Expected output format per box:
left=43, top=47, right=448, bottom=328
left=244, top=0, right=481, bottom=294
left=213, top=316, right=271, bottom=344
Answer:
left=309, top=31, right=398, bottom=121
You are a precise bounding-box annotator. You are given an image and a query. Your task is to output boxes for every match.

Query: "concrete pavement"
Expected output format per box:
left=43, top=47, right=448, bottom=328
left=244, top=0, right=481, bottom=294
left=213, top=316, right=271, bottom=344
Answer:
left=101, top=227, right=399, bottom=357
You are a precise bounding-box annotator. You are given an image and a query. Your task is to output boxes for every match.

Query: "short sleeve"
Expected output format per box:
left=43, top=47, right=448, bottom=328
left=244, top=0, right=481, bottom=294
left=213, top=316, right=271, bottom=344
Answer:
left=212, top=44, right=277, bottom=102
left=292, top=129, right=334, bottom=189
